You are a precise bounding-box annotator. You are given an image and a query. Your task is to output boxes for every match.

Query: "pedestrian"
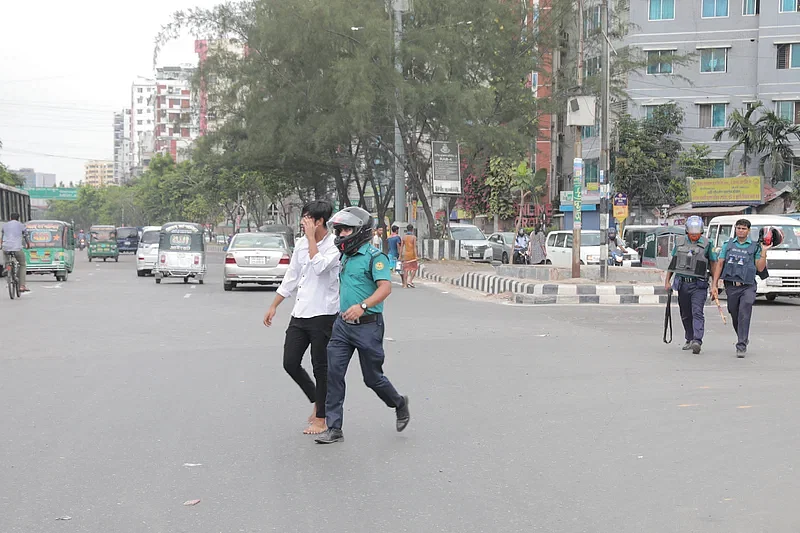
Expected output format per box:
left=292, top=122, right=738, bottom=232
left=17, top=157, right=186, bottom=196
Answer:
left=386, top=225, right=404, bottom=282
left=0, top=213, right=30, bottom=292
left=401, top=224, right=418, bottom=288
left=371, top=226, right=384, bottom=250
left=664, top=216, right=717, bottom=354
left=529, top=224, right=547, bottom=265
left=711, top=218, right=770, bottom=358
left=263, top=200, right=340, bottom=434
left=314, top=206, right=410, bottom=444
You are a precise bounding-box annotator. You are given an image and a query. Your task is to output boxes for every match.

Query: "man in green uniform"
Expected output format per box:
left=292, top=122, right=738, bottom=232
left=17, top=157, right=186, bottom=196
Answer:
left=315, top=207, right=410, bottom=444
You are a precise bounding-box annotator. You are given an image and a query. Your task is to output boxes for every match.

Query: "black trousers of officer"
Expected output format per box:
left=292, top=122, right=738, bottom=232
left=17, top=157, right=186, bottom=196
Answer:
left=677, top=278, right=708, bottom=344
left=283, top=314, right=337, bottom=418
left=724, top=282, right=757, bottom=351
left=325, top=315, right=404, bottom=430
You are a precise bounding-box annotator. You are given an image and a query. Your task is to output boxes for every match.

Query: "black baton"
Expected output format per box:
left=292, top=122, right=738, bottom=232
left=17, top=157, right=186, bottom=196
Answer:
left=663, top=288, right=673, bottom=344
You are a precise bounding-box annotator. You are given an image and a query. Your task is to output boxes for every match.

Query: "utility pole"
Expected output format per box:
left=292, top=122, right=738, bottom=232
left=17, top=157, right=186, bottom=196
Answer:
left=571, top=0, right=585, bottom=279
left=393, top=0, right=406, bottom=223
left=598, top=0, right=611, bottom=281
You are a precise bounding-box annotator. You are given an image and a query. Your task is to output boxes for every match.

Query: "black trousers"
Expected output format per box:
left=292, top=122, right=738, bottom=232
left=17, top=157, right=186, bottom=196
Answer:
left=283, top=314, right=337, bottom=418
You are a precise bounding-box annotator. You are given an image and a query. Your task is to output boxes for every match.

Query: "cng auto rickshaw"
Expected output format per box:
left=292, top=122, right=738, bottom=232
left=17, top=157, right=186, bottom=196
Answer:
left=25, top=220, right=75, bottom=281
left=153, top=222, right=206, bottom=284
left=88, top=225, right=119, bottom=262
left=640, top=226, right=686, bottom=269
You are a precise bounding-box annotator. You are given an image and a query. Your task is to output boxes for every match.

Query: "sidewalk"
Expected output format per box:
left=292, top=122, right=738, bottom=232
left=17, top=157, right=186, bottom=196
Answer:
left=418, top=260, right=669, bottom=305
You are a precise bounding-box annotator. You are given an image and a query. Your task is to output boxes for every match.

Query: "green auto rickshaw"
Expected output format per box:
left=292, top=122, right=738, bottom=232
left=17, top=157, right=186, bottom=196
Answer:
left=25, top=220, right=75, bottom=282
left=88, top=225, right=119, bottom=262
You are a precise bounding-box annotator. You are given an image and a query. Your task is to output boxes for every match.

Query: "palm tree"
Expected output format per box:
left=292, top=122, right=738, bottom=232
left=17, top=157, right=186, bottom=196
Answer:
left=755, top=111, right=800, bottom=181
left=713, top=101, right=762, bottom=174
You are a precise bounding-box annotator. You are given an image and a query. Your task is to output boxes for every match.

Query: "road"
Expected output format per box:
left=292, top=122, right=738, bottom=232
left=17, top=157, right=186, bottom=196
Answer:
left=2, top=252, right=800, bottom=532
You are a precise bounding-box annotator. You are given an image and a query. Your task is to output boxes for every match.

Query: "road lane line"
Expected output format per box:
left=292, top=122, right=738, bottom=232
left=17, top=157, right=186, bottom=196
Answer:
left=184, top=293, right=192, bottom=299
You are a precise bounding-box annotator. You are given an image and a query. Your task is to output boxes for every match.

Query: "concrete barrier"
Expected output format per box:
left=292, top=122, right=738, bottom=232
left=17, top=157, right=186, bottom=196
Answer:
left=418, top=239, right=463, bottom=261
left=495, top=264, right=666, bottom=284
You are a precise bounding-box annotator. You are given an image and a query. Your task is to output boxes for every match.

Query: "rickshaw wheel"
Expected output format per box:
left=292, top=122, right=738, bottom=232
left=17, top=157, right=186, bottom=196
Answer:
left=115, top=257, right=119, bottom=262
left=88, top=257, right=92, bottom=262
left=103, top=258, right=107, bottom=262
left=155, top=278, right=161, bottom=284
left=199, top=280, right=204, bottom=285
left=183, top=277, right=189, bottom=283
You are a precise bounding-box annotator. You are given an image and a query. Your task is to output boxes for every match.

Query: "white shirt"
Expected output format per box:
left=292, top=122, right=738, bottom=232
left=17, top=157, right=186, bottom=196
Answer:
left=277, top=232, right=341, bottom=318
left=371, top=235, right=382, bottom=248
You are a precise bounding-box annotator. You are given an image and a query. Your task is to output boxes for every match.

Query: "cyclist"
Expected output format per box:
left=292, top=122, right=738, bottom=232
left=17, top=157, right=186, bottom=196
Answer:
left=1, top=213, right=29, bottom=292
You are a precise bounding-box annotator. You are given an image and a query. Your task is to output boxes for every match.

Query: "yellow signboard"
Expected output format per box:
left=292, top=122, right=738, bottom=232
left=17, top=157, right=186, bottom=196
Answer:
left=690, top=176, right=763, bottom=206
left=613, top=205, right=629, bottom=220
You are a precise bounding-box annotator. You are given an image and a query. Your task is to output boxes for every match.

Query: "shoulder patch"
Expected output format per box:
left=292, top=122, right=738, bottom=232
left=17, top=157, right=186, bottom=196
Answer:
left=374, top=261, right=385, bottom=271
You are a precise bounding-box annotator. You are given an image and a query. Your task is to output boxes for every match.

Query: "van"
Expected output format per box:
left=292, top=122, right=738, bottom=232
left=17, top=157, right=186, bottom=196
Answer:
left=545, top=230, right=640, bottom=267
left=707, top=215, right=800, bottom=300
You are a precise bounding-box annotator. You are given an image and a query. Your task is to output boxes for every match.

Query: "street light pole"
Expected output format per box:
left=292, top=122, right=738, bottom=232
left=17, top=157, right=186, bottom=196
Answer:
left=599, top=0, right=611, bottom=281
left=393, top=0, right=406, bottom=224
left=572, top=0, right=585, bottom=279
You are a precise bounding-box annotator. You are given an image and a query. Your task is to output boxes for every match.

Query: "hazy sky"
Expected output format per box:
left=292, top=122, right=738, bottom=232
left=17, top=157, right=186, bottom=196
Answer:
left=0, top=0, right=220, bottom=185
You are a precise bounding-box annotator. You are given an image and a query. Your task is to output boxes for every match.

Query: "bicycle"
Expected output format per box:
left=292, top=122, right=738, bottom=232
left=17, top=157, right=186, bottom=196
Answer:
left=4, top=251, right=21, bottom=300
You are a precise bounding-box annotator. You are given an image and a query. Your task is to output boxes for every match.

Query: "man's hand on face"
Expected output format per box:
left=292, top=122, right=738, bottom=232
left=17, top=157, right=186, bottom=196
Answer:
left=302, top=217, right=317, bottom=238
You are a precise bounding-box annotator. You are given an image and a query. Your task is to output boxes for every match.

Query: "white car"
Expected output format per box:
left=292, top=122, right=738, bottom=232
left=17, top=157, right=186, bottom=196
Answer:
left=545, top=230, right=639, bottom=267
left=447, top=223, right=493, bottom=262
left=136, top=226, right=161, bottom=276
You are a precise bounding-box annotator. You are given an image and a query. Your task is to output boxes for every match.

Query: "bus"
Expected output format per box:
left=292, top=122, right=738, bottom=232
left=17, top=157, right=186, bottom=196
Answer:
left=0, top=182, right=31, bottom=223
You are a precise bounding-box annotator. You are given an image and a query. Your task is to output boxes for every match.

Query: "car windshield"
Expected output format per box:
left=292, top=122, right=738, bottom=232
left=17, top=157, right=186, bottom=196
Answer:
left=581, top=232, right=602, bottom=246
left=91, top=229, right=116, bottom=241
left=451, top=227, right=486, bottom=241
left=230, top=235, right=286, bottom=250
left=26, top=223, right=63, bottom=248
left=117, top=228, right=138, bottom=239
left=141, top=231, right=159, bottom=244
left=501, top=233, right=517, bottom=243
left=750, top=225, right=800, bottom=250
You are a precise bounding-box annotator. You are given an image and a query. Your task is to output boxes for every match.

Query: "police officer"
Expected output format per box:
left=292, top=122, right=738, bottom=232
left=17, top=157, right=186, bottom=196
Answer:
left=664, top=216, right=717, bottom=354
left=711, top=218, right=771, bottom=358
left=315, top=207, right=410, bottom=444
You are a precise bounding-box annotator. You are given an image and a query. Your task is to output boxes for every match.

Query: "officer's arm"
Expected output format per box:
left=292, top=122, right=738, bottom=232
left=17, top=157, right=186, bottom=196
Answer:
left=363, top=279, right=392, bottom=307
left=756, top=245, right=768, bottom=272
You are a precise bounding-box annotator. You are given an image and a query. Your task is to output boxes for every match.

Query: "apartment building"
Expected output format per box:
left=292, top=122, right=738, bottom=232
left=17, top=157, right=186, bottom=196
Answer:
left=84, top=160, right=115, bottom=188
left=626, top=0, right=800, bottom=181
left=152, top=65, right=199, bottom=163
left=130, top=78, right=156, bottom=176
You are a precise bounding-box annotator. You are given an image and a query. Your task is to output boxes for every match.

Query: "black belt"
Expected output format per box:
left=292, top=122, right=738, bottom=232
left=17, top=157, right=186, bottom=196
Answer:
left=678, top=277, right=706, bottom=284
left=342, top=313, right=381, bottom=325
left=724, top=281, right=750, bottom=287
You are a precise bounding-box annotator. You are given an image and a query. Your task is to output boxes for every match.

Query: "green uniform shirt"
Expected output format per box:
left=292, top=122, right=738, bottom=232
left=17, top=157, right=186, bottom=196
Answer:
left=719, top=237, right=762, bottom=261
left=670, top=236, right=718, bottom=280
left=339, top=242, right=392, bottom=314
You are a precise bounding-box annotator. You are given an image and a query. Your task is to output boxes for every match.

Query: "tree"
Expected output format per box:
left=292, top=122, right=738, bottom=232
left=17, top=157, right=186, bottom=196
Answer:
left=755, top=111, right=800, bottom=181
left=713, top=102, right=762, bottom=174
left=612, top=104, right=684, bottom=207
left=0, top=140, right=24, bottom=187
left=677, top=144, right=714, bottom=179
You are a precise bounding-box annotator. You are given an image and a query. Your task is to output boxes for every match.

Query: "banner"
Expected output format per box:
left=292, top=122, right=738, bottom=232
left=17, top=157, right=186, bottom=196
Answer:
left=689, top=176, right=763, bottom=206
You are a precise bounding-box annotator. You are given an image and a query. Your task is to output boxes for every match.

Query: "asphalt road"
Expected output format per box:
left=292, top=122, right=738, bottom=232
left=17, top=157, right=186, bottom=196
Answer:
left=2, top=253, right=800, bottom=532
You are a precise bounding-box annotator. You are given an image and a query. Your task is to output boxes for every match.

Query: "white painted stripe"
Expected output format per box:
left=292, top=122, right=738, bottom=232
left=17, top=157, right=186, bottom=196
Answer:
left=599, top=294, right=621, bottom=304
left=558, top=285, right=578, bottom=296
left=556, top=295, right=580, bottom=304
left=639, top=295, right=661, bottom=304
left=595, top=285, right=617, bottom=295
left=184, top=293, right=192, bottom=299
left=633, top=285, right=656, bottom=296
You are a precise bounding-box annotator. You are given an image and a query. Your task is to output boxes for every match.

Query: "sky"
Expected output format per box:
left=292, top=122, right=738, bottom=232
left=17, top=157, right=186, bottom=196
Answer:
left=0, top=0, right=221, bottom=185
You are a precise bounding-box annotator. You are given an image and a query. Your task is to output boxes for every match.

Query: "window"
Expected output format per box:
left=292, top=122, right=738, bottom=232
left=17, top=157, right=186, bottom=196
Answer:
left=699, top=104, right=726, bottom=128
left=137, top=109, right=143, bottom=114
left=776, top=43, right=800, bottom=69
left=778, top=157, right=800, bottom=181
left=709, top=159, right=725, bottom=177
left=137, top=88, right=143, bottom=93
left=649, top=0, right=675, bottom=19
left=702, top=0, right=728, bottom=16
left=584, top=56, right=601, bottom=77
left=647, top=50, right=674, bottom=74
left=565, top=234, right=574, bottom=247
left=584, top=6, right=601, bottom=37
left=781, top=0, right=800, bottom=11
left=547, top=233, right=558, bottom=246
left=582, top=124, right=598, bottom=138
left=644, top=105, right=662, bottom=120
left=584, top=159, right=599, bottom=189
left=555, top=234, right=567, bottom=247
left=146, top=120, right=152, bottom=125
left=700, top=48, right=727, bottom=72
left=743, top=0, right=760, bottom=14
left=137, top=120, right=143, bottom=126
left=776, top=100, right=800, bottom=123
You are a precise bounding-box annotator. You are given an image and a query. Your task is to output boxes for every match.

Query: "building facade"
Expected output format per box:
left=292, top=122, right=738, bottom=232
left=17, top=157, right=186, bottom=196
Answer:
left=152, top=65, right=199, bottom=163
left=130, top=78, right=156, bottom=177
left=626, top=0, right=800, bottom=181
left=13, top=168, right=56, bottom=189
left=84, top=160, right=115, bottom=188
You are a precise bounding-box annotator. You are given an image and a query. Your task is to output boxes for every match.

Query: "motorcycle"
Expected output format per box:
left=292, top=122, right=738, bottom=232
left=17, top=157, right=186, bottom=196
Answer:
left=608, top=249, right=624, bottom=266
left=513, top=246, right=530, bottom=265
left=78, top=237, right=87, bottom=251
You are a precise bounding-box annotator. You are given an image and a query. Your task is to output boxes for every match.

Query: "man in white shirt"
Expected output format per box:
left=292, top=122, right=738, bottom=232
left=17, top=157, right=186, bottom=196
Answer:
left=263, top=201, right=341, bottom=435
left=371, top=226, right=384, bottom=250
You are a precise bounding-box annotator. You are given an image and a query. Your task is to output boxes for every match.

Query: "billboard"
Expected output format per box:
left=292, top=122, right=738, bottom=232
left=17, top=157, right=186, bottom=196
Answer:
left=689, top=176, right=763, bottom=206
left=431, top=141, right=462, bottom=195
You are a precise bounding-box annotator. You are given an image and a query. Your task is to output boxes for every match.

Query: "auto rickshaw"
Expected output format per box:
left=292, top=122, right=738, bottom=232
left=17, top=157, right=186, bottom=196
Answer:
left=153, top=222, right=206, bottom=284
left=88, top=225, right=119, bottom=262
left=25, top=220, right=75, bottom=281
left=640, top=226, right=685, bottom=269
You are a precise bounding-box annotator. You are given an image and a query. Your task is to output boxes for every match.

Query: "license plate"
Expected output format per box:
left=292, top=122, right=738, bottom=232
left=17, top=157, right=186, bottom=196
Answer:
left=125, top=241, right=131, bottom=245
left=249, top=256, right=266, bottom=265
left=766, top=278, right=782, bottom=286
left=470, top=253, right=481, bottom=259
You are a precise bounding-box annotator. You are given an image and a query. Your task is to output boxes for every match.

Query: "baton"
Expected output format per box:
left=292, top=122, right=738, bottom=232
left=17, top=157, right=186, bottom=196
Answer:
left=712, top=292, right=727, bottom=325
left=663, top=288, right=673, bottom=344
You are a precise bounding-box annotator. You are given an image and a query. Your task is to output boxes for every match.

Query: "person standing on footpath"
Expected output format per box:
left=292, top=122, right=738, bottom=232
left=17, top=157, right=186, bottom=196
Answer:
left=711, top=218, right=771, bottom=358
left=401, top=224, right=418, bottom=288
left=263, top=201, right=340, bottom=434
left=371, top=226, right=384, bottom=250
left=386, top=225, right=404, bottom=283
left=315, top=207, right=410, bottom=444
left=664, top=216, right=717, bottom=354
left=528, top=224, right=547, bottom=265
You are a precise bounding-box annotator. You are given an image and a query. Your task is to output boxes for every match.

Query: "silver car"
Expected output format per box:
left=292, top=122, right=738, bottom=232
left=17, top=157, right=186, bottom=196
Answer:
left=136, top=226, right=161, bottom=276
left=487, top=232, right=516, bottom=264
left=223, top=232, right=290, bottom=291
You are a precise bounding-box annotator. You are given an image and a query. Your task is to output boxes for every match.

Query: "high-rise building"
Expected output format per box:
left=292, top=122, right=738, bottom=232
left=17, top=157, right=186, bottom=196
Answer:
left=12, top=168, right=56, bottom=189
left=195, top=39, right=243, bottom=136
left=130, top=77, right=156, bottom=177
left=152, top=65, right=199, bottom=163
left=84, top=160, right=115, bottom=187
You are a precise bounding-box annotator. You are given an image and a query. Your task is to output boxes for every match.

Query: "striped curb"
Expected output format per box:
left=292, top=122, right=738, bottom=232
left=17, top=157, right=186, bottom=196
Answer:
left=418, top=264, right=670, bottom=305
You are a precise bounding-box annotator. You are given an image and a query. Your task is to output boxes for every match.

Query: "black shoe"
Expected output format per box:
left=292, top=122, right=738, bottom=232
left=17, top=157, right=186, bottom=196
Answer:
left=682, top=341, right=692, bottom=351
left=691, top=341, right=702, bottom=355
left=314, top=428, right=344, bottom=444
left=736, top=348, right=746, bottom=358
left=396, top=395, right=410, bottom=432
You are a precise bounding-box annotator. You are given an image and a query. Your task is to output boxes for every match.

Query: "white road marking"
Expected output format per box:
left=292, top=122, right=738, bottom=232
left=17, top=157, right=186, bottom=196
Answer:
left=184, top=293, right=192, bottom=299
left=191, top=285, right=196, bottom=289
left=42, top=284, right=62, bottom=289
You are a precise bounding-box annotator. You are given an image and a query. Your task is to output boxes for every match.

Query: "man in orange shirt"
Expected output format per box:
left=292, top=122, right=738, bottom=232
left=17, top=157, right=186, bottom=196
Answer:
left=401, top=224, right=418, bottom=288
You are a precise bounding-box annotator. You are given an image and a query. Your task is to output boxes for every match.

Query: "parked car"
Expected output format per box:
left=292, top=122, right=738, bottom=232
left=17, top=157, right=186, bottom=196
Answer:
left=215, top=235, right=227, bottom=245
left=136, top=226, right=162, bottom=276
left=487, top=232, right=516, bottom=264
left=445, top=223, right=493, bottom=262
left=545, top=230, right=639, bottom=267
left=223, top=232, right=291, bottom=291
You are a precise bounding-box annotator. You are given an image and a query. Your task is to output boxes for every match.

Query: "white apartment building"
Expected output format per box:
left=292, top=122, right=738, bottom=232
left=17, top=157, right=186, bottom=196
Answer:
left=130, top=77, right=156, bottom=176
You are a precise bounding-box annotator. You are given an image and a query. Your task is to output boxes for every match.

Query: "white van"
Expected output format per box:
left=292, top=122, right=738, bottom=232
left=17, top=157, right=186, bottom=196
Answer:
left=545, top=230, right=639, bottom=267
left=707, top=215, right=800, bottom=300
